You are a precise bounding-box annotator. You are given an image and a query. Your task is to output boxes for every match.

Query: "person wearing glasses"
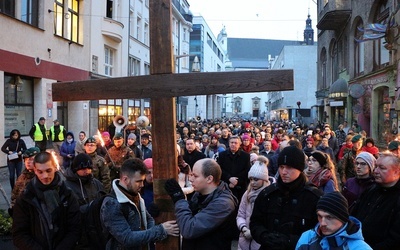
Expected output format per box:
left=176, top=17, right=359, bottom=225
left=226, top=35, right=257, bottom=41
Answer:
left=12, top=152, right=81, bottom=249
left=342, top=152, right=376, bottom=207
left=304, top=151, right=339, bottom=193
left=350, top=152, right=400, bottom=249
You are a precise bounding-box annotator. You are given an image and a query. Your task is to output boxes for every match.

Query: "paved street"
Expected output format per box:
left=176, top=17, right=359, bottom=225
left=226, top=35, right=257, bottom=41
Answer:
left=0, top=166, right=11, bottom=211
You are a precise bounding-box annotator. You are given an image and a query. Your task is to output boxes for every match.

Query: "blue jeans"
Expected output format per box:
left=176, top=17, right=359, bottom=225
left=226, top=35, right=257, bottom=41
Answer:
left=8, top=160, right=22, bottom=190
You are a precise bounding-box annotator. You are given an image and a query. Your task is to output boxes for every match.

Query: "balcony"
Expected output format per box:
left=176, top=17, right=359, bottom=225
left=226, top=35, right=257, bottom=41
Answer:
left=102, top=18, right=124, bottom=43
left=317, top=0, right=351, bottom=30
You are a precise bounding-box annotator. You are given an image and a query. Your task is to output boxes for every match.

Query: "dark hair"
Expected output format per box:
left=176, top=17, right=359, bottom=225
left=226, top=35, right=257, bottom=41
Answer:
left=200, top=159, right=222, bottom=184
left=34, top=152, right=57, bottom=167
left=9, top=129, right=21, bottom=139
left=79, top=131, right=86, bottom=136
left=120, top=158, right=148, bottom=177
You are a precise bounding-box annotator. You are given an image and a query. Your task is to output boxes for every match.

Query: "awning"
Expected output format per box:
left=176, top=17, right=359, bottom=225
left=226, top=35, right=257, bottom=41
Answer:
left=329, top=78, right=348, bottom=98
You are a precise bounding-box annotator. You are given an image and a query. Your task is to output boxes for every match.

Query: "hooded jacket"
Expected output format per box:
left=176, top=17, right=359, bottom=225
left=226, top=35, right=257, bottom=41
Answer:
left=60, top=132, right=76, bottom=168
left=296, top=216, right=372, bottom=250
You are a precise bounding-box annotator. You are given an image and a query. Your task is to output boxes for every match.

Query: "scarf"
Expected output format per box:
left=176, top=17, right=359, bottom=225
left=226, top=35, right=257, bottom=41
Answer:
left=306, top=168, right=333, bottom=188
left=277, top=172, right=307, bottom=194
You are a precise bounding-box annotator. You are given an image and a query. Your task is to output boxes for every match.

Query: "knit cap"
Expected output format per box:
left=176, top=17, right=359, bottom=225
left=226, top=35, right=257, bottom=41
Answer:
left=72, top=153, right=93, bottom=173
left=143, top=158, right=153, bottom=169
left=306, top=137, right=314, bottom=144
left=250, top=153, right=258, bottom=163
left=248, top=161, right=269, bottom=181
left=355, top=152, right=376, bottom=173
left=101, top=131, right=110, bottom=137
left=310, top=151, right=328, bottom=166
left=316, top=192, right=349, bottom=223
left=128, top=133, right=137, bottom=140
left=278, top=146, right=305, bottom=172
left=242, top=134, right=250, bottom=141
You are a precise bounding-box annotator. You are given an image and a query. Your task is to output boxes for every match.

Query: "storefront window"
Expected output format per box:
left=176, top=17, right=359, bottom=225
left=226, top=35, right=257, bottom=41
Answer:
left=4, top=74, right=34, bottom=136
left=98, top=99, right=123, bottom=132
left=128, top=99, right=141, bottom=124
left=377, top=87, right=392, bottom=143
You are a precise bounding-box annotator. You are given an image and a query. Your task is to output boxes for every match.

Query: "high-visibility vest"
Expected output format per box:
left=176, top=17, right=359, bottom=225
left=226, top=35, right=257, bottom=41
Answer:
left=34, top=124, right=48, bottom=141
left=50, top=125, right=65, bottom=141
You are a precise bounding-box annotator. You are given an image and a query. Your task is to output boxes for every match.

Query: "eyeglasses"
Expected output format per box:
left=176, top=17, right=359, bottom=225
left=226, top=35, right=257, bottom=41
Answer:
left=354, top=161, right=368, bottom=166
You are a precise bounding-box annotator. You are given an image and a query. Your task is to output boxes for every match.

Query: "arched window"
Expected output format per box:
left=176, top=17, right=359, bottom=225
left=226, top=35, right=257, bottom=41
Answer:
left=329, top=39, right=338, bottom=85
left=320, top=48, right=327, bottom=89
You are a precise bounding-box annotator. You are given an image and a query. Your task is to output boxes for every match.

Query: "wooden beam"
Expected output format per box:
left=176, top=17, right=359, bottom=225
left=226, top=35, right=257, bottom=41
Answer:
left=52, top=69, right=293, bottom=101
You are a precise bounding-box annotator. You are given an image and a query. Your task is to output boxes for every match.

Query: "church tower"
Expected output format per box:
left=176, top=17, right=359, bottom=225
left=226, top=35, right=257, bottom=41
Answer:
left=303, top=10, right=314, bottom=45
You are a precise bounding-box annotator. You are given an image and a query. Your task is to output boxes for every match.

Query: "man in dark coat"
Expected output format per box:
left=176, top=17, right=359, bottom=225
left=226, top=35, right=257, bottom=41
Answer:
left=12, top=151, right=81, bottom=249
left=217, top=135, right=251, bottom=201
left=350, top=152, right=400, bottom=249
left=183, top=138, right=205, bottom=170
left=250, top=146, right=323, bottom=250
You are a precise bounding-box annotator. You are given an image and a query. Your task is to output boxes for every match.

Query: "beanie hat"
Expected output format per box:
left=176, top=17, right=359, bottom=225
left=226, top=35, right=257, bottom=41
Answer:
left=248, top=161, right=269, bottom=181
left=355, top=152, right=376, bottom=173
left=278, top=146, right=305, bottom=172
left=351, top=134, right=362, bottom=143
left=306, top=137, right=314, bottom=143
left=143, top=158, right=153, bottom=169
left=72, top=153, right=93, bottom=173
left=101, top=131, right=110, bottom=137
left=317, top=192, right=349, bottom=223
left=250, top=153, right=258, bottom=163
left=310, top=151, right=328, bottom=167
left=128, top=133, right=137, bottom=140
left=23, top=147, right=40, bottom=158
left=244, top=122, right=251, bottom=129
left=242, top=134, right=250, bottom=141
left=388, top=140, right=400, bottom=151
left=210, top=134, right=219, bottom=140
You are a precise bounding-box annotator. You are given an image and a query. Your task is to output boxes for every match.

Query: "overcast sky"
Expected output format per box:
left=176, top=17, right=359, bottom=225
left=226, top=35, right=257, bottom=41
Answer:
left=188, top=0, right=318, bottom=41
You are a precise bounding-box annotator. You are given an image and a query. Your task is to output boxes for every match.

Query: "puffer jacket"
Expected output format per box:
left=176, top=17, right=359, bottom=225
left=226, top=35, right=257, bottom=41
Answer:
left=101, top=180, right=167, bottom=250
left=296, top=216, right=372, bottom=250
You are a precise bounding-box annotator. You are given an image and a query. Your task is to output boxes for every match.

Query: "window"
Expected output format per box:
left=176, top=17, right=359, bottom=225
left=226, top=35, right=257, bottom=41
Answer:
left=98, top=99, right=123, bottom=132
left=67, top=0, right=79, bottom=42
left=105, top=47, right=114, bottom=76
left=106, top=0, right=113, bottom=18
left=21, top=0, right=39, bottom=26
left=183, top=28, right=187, bottom=41
left=320, top=48, right=327, bottom=89
left=144, top=23, right=149, bottom=45
left=144, top=63, right=150, bottom=75
left=373, top=2, right=390, bottom=69
left=129, top=56, right=141, bottom=76
left=4, top=74, right=34, bottom=136
left=129, top=9, right=135, bottom=37
left=136, top=16, right=142, bottom=40
left=0, top=0, right=15, bottom=17
left=128, top=99, right=141, bottom=123
left=53, top=0, right=79, bottom=42
left=354, top=20, right=364, bottom=76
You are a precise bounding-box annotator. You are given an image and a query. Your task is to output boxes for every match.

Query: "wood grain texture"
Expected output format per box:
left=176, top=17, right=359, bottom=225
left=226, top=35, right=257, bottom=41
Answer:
left=52, top=69, right=294, bottom=101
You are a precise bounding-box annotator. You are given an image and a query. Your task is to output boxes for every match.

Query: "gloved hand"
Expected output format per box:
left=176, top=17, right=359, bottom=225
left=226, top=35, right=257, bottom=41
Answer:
left=164, top=178, right=185, bottom=203
left=242, top=227, right=252, bottom=239
left=147, top=202, right=160, bottom=218
left=262, top=233, right=290, bottom=249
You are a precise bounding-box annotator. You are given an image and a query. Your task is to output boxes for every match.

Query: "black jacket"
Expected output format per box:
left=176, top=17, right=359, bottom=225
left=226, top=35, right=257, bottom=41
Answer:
left=12, top=172, right=81, bottom=250
left=250, top=174, right=323, bottom=250
left=217, top=149, right=251, bottom=201
left=183, top=149, right=206, bottom=169
left=351, top=180, right=400, bottom=249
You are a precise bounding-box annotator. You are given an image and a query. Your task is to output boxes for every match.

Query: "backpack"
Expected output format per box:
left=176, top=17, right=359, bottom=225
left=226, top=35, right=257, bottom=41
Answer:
left=84, top=194, right=130, bottom=250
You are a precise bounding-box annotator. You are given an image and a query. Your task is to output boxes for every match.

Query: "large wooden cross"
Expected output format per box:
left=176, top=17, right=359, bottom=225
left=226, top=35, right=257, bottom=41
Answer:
left=53, top=1, right=293, bottom=249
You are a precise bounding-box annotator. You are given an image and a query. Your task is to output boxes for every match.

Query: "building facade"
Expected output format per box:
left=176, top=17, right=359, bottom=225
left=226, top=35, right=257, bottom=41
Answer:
left=316, top=0, right=400, bottom=146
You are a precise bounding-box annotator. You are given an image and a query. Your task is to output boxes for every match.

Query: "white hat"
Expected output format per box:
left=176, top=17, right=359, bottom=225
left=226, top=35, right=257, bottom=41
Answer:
left=248, top=161, right=269, bottom=181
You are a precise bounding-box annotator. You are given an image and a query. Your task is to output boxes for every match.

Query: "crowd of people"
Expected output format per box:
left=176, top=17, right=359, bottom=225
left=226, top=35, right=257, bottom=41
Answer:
left=2, top=116, right=400, bottom=249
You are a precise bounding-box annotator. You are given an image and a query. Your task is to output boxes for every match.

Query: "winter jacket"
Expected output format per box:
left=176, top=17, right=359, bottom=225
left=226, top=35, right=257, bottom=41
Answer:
left=1, top=129, right=27, bottom=162
left=250, top=174, right=323, bottom=250
left=12, top=172, right=81, bottom=250
left=296, top=216, right=372, bottom=250
left=174, top=181, right=238, bottom=250
left=316, top=145, right=335, bottom=163
left=105, top=145, right=135, bottom=180
left=236, top=186, right=268, bottom=250
left=183, top=148, right=206, bottom=169
left=342, top=176, right=374, bottom=208
left=63, top=168, right=105, bottom=210
left=101, top=180, right=167, bottom=250
left=11, top=170, right=35, bottom=208
left=350, top=180, right=400, bottom=249
left=217, top=149, right=251, bottom=201
left=87, top=152, right=111, bottom=193
left=60, top=132, right=76, bottom=168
